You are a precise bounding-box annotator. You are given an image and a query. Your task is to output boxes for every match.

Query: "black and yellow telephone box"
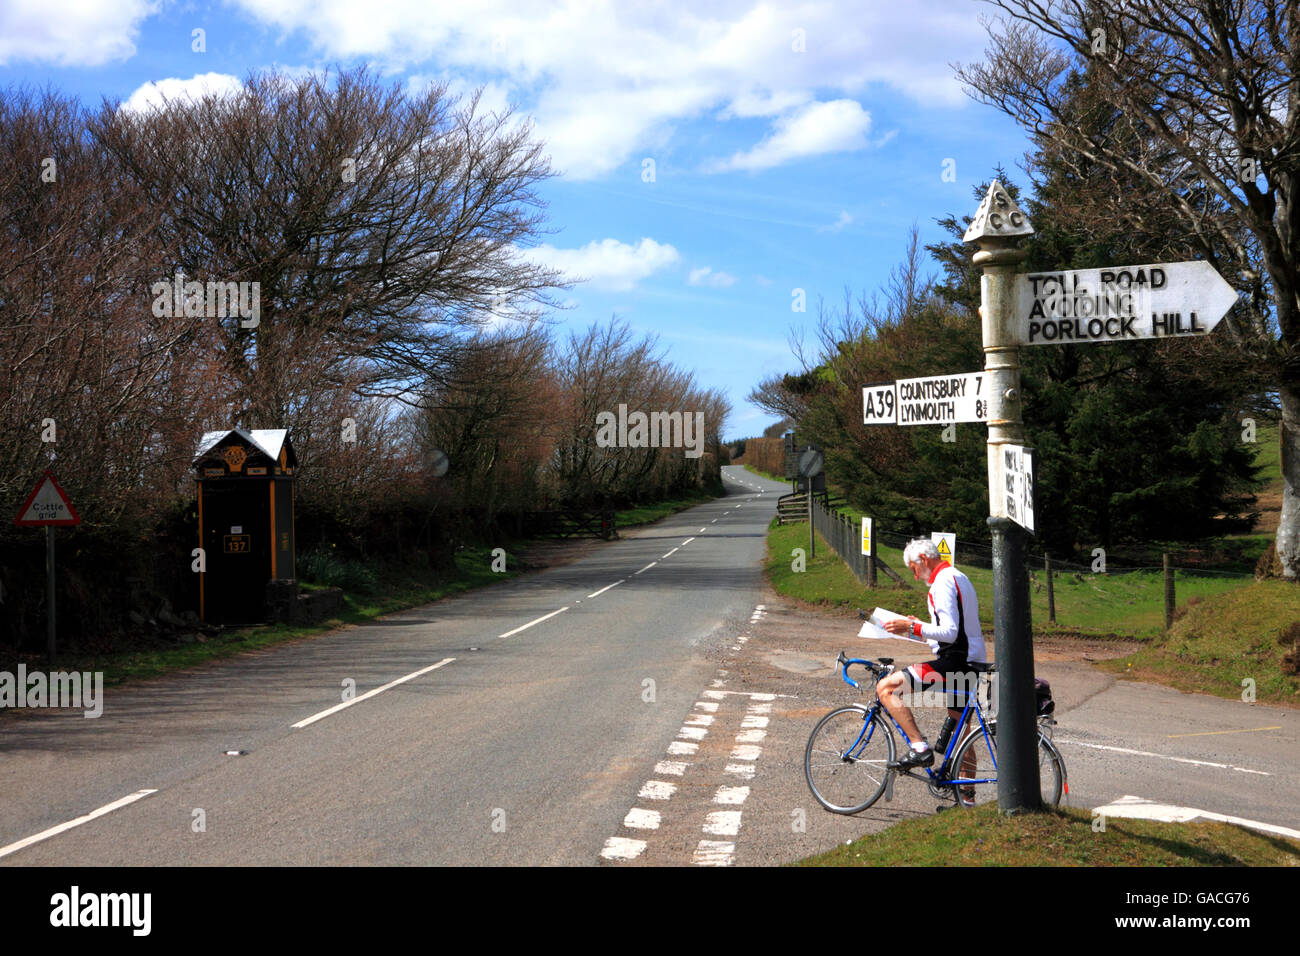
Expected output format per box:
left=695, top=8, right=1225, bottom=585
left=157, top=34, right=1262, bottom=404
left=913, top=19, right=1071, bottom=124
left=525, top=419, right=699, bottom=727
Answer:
left=194, top=429, right=296, bottom=625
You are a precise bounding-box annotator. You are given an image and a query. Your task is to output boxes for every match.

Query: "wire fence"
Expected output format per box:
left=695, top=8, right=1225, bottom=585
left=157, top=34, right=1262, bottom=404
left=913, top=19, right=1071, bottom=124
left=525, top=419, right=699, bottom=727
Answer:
left=796, top=490, right=1255, bottom=629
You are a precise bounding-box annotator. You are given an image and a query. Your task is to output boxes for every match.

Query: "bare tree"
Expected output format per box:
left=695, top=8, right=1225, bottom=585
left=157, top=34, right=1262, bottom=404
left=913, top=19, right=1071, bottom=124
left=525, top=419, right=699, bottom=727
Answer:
left=956, top=0, right=1300, bottom=577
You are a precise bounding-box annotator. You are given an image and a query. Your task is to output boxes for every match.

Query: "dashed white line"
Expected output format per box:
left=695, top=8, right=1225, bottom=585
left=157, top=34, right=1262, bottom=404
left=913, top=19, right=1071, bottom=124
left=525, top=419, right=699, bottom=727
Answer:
left=736, top=729, right=767, bottom=744
left=499, top=607, right=569, bottom=639
left=601, top=837, right=647, bottom=861
left=730, top=744, right=762, bottom=761
left=725, top=763, right=756, bottom=779
left=684, top=714, right=714, bottom=726
left=639, top=781, right=677, bottom=801
left=678, top=726, right=708, bottom=740
left=693, top=701, right=719, bottom=713
left=654, top=760, right=689, bottom=776
left=662, top=547, right=679, bottom=558
left=681, top=537, right=696, bottom=545
left=692, top=840, right=735, bottom=866
left=703, top=810, right=742, bottom=836
left=634, top=562, right=657, bottom=574
left=292, top=658, right=456, bottom=728
left=623, top=808, right=661, bottom=830
left=667, top=741, right=698, bottom=755
left=713, top=786, right=750, bottom=806
left=587, top=579, right=625, bottom=598
left=0, top=789, right=158, bottom=860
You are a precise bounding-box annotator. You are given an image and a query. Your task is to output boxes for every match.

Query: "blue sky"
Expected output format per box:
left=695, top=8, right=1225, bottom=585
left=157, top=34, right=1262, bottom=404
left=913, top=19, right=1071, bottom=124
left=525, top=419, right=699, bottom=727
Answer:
left=0, top=0, right=1035, bottom=439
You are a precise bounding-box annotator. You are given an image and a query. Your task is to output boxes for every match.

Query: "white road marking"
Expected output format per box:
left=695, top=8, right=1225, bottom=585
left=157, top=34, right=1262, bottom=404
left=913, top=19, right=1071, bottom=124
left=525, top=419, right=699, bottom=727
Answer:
left=692, top=840, right=735, bottom=866
left=725, top=763, right=756, bottom=779
left=741, top=715, right=769, bottom=729
left=499, top=607, right=569, bottom=639
left=0, top=789, right=158, bottom=860
left=634, top=561, right=657, bottom=574
left=749, top=703, right=773, bottom=714
left=601, top=836, right=647, bottom=861
left=623, top=808, right=661, bottom=830
left=667, top=741, right=698, bottom=755
left=662, top=548, right=679, bottom=558
left=1058, top=739, right=1271, bottom=775
left=714, top=786, right=750, bottom=806
left=655, top=760, right=689, bottom=776
left=678, top=726, right=708, bottom=740
left=292, top=658, right=456, bottom=728
left=684, top=714, right=714, bottom=726
left=587, top=579, right=625, bottom=598
left=711, top=519, right=717, bottom=524
left=1093, top=795, right=1300, bottom=839
left=681, top=537, right=696, bottom=545
left=736, top=729, right=767, bottom=744
left=693, top=701, right=719, bottom=713
left=699, top=527, right=707, bottom=532
left=639, top=780, right=677, bottom=801
left=730, top=744, right=762, bottom=761
left=703, top=810, right=742, bottom=836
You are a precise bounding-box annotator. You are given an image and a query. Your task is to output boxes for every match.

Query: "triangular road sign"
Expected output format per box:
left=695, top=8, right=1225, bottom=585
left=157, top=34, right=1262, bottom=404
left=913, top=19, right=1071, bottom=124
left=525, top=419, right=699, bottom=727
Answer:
left=14, top=470, right=81, bottom=526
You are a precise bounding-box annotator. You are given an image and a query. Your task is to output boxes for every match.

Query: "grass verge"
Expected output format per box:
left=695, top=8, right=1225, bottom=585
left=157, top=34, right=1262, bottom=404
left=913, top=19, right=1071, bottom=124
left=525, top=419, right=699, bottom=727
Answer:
left=797, top=804, right=1300, bottom=866
left=1099, top=580, right=1300, bottom=707
left=765, top=518, right=1251, bottom=639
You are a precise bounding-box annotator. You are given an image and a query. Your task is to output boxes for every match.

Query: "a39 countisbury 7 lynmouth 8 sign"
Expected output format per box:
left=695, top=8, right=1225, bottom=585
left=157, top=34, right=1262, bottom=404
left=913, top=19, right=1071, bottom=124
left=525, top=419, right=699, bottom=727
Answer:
left=1015, top=261, right=1238, bottom=346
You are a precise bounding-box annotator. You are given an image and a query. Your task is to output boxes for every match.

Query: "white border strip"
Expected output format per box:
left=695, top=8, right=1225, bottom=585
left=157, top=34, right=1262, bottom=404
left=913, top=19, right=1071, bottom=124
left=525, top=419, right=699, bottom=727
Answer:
left=292, top=658, right=456, bottom=728
left=0, top=789, right=157, bottom=860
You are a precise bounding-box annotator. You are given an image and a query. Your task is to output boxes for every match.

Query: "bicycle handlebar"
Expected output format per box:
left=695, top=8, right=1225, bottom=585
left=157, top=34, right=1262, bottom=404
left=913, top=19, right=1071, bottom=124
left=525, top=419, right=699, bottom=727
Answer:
left=835, top=650, right=888, bottom=689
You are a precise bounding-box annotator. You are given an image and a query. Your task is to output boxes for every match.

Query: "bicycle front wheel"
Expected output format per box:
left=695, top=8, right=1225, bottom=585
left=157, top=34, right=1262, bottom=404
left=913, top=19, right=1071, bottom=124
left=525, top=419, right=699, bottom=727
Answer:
left=948, top=724, right=1064, bottom=809
left=804, top=706, right=895, bottom=813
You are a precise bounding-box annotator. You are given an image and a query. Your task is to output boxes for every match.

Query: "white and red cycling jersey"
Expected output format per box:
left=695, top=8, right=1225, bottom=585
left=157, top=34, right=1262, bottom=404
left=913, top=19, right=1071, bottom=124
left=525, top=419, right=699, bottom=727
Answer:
left=905, top=561, right=986, bottom=675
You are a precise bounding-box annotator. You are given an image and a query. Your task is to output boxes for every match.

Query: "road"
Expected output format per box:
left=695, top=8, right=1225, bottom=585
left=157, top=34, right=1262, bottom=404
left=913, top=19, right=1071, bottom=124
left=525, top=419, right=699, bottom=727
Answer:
left=1, top=464, right=1296, bottom=866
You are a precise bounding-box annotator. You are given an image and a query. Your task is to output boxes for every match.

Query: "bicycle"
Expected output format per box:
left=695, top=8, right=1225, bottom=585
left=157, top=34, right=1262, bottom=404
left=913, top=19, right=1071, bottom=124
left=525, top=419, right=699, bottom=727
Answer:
left=803, top=651, right=1067, bottom=813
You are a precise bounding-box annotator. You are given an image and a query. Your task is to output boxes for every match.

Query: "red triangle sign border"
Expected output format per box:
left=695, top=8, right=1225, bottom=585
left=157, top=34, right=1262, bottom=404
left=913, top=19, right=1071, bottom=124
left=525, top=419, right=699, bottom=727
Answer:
left=13, top=470, right=81, bottom=526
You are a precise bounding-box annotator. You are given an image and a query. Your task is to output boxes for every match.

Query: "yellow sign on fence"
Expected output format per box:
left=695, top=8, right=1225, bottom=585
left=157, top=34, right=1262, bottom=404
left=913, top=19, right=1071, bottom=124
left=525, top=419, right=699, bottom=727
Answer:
left=860, top=517, right=873, bottom=556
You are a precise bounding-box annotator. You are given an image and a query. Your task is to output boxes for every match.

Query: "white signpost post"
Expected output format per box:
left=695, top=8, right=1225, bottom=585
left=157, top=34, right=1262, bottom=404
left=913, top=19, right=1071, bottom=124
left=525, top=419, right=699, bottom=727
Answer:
left=1016, top=262, right=1238, bottom=346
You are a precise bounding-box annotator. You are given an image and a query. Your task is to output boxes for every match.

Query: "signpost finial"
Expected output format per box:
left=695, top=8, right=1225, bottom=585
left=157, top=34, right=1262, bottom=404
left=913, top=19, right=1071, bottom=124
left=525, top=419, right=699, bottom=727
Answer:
left=963, top=180, right=1034, bottom=244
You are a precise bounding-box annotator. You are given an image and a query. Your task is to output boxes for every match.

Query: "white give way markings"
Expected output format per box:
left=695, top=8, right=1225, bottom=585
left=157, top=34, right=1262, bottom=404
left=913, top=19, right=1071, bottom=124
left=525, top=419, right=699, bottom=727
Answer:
left=1093, top=795, right=1300, bottom=840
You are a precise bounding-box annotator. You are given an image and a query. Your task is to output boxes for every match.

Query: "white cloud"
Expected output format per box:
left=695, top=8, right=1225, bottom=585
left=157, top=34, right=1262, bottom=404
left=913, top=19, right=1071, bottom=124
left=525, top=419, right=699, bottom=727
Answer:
left=120, top=73, right=244, bottom=114
left=527, top=237, right=680, bottom=292
left=0, top=0, right=159, bottom=66
left=713, top=99, right=872, bottom=172
left=819, top=210, right=855, bottom=232
left=227, top=1, right=989, bottom=179
left=688, top=266, right=737, bottom=288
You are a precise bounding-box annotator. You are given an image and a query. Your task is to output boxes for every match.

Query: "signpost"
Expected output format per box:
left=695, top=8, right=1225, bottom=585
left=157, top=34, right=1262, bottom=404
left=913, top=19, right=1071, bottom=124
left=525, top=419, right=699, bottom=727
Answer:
left=966, top=180, right=1238, bottom=812
left=1016, top=262, right=1238, bottom=346
left=862, top=373, right=988, bottom=426
left=14, top=470, right=81, bottom=661
left=797, top=446, right=824, bottom=557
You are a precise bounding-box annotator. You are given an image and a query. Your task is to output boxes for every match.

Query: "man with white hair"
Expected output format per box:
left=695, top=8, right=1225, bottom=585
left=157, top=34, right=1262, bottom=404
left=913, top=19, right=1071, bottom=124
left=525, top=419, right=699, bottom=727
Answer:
left=877, top=537, right=987, bottom=783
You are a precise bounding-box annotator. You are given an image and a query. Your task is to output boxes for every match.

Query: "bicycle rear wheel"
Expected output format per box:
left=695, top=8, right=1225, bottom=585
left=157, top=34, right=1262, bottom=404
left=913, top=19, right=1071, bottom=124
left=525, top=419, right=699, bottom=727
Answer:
left=804, top=706, right=895, bottom=813
left=948, top=723, right=1064, bottom=809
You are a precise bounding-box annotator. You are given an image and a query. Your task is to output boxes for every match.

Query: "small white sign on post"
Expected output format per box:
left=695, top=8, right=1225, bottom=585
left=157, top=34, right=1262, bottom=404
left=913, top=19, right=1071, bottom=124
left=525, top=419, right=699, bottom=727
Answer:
left=931, top=532, right=956, bottom=567
left=1002, top=445, right=1035, bottom=534
left=861, top=517, right=873, bottom=556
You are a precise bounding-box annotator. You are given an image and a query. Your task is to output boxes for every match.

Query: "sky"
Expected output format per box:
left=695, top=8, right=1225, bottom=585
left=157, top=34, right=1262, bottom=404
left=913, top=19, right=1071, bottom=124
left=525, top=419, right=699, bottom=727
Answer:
left=0, top=0, right=1036, bottom=439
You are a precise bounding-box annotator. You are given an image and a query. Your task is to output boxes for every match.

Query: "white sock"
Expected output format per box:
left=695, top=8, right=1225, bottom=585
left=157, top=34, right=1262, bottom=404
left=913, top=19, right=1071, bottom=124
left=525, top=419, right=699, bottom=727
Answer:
left=911, top=740, right=930, bottom=752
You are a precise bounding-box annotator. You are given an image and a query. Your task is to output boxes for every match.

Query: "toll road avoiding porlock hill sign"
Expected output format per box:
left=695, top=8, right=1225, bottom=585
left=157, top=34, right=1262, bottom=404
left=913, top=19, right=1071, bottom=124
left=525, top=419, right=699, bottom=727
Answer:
left=1016, top=262, right=1238, bottom=345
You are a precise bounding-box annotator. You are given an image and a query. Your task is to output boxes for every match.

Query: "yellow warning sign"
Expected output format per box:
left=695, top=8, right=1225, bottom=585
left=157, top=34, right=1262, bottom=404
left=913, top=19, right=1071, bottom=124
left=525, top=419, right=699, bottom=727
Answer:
left=931, top=532, right=956, bottom=566
left=860, top=517, right=873, bottom=556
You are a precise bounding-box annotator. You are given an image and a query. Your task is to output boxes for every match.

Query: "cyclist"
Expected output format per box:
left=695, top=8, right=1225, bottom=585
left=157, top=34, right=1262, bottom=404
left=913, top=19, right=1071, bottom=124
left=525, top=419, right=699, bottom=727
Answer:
left=877, top=538, right=987, bottom=793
